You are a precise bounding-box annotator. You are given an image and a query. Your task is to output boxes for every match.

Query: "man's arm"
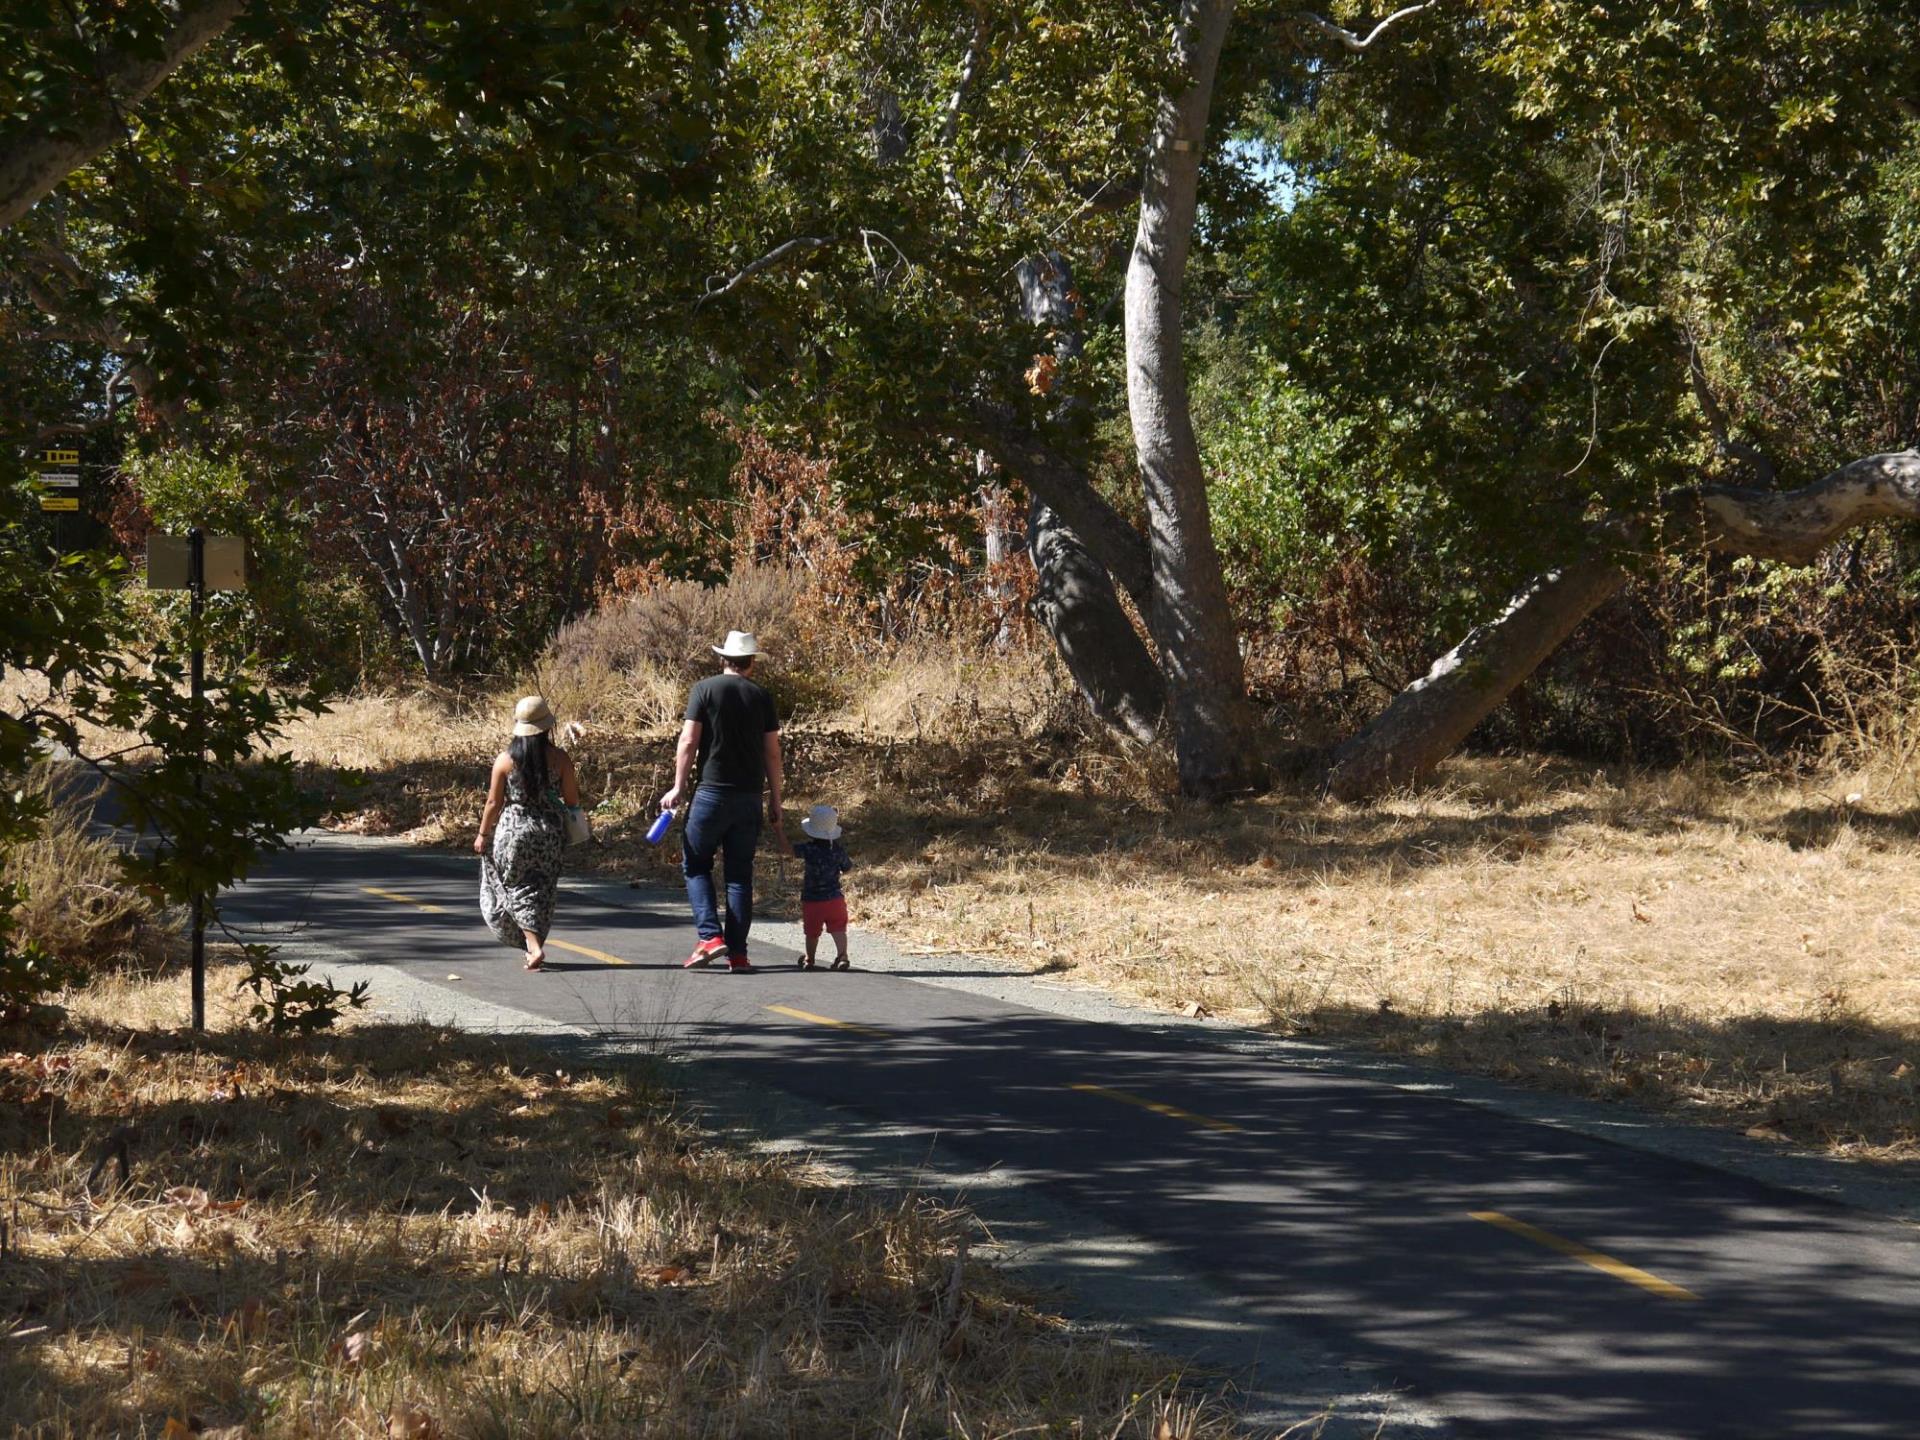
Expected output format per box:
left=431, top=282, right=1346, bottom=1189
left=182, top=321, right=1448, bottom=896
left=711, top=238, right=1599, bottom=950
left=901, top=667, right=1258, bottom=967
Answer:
left=660, top=720, right=701, bottom=810
left=764, top=731, right=788, bottom=843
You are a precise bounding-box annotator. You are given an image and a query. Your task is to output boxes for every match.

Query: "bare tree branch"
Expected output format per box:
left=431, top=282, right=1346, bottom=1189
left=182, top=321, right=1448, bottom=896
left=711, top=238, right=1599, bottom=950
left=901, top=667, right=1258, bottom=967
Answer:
left=695, top=235, right=835, bottom=308
left=940, top=11, right=989, bottom=212
left=1293, top=3, right=1433, bottom=53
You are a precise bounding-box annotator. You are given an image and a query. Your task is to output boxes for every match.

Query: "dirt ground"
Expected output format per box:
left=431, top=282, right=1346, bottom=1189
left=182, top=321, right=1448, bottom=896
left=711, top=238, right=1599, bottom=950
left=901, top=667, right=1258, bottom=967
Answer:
left=293, top=675, right=1920, bottom=1168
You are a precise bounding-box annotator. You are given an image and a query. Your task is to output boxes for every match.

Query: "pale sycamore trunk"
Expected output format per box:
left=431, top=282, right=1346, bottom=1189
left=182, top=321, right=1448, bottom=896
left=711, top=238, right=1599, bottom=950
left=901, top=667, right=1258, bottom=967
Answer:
left=1125, top=0, right=1253, bottom=796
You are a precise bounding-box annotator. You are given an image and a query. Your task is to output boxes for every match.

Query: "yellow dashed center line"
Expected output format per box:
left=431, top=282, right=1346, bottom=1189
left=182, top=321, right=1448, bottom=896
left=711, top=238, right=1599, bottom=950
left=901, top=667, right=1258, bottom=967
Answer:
left=764, top=1004, right=889, bottom=1039
left=362, top=887, right=629, bottom=963
left=363, top=886, right=447, bottom=914
left=546, top=938, right=629, bottom=966
left=1068, top=1082, right=1242, bottom=1133
left=1471, top=1211, right=1702, bottom=1301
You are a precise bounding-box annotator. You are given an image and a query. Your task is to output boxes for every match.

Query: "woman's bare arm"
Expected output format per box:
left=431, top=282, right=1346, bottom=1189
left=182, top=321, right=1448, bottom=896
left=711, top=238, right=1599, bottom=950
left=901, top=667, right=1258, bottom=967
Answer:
left=475, top=753, right=511, bottom=853
left=554, top=748, right=582, bottom=807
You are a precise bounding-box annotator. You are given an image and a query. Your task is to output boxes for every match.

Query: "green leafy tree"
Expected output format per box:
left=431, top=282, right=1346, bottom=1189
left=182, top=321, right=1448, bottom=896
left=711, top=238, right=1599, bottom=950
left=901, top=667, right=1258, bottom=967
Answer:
left=0, top=470, right=334, bottom=1024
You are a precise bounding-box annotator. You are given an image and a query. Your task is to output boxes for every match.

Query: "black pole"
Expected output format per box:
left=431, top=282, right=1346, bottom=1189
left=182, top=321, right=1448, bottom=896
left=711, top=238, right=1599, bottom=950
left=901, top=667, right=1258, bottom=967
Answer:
left=189, top=528, right=206, bottom=1032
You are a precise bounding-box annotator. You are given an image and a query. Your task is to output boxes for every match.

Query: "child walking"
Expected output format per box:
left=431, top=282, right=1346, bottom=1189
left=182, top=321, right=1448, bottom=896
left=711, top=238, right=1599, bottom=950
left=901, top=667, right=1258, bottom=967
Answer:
left=792, top=803, right=853, bottom=970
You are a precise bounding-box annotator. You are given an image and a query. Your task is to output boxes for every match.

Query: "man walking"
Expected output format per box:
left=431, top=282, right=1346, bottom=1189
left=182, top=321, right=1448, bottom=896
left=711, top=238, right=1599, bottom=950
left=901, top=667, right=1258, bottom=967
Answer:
left=661, top=630, right=786, bottom=972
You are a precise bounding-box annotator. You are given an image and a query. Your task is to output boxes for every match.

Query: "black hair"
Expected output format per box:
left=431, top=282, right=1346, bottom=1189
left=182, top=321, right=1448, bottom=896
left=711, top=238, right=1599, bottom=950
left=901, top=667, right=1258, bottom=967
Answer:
left=509, top=732, right=551, bottom=799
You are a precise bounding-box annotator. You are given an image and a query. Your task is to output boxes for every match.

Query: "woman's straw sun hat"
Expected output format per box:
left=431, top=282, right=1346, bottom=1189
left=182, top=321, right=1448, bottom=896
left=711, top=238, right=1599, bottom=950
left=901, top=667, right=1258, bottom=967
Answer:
left=512, top=695, right=557, bottom=737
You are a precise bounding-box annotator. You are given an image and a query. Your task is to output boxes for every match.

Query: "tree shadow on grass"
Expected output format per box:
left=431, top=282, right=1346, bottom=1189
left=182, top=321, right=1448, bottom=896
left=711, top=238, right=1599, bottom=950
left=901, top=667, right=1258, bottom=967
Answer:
left=0, top=1019, right=1096, bottom=1440
left=1273, top=999, right=1920, bottom=1166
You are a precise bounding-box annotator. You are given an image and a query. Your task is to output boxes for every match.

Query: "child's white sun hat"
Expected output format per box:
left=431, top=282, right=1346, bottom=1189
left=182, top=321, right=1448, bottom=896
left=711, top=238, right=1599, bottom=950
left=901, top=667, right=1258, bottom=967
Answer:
left=800, top=804, right=842, bottom=841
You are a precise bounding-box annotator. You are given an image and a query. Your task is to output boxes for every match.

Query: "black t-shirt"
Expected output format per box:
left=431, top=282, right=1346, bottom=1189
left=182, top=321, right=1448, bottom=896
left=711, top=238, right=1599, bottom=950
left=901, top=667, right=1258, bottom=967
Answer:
left=685, top=672, right=779, bottom=792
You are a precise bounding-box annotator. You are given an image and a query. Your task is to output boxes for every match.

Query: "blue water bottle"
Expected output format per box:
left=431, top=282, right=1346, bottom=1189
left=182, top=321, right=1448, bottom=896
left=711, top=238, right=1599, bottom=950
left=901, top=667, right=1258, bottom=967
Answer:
left=644, top=809, right=675, bottom=844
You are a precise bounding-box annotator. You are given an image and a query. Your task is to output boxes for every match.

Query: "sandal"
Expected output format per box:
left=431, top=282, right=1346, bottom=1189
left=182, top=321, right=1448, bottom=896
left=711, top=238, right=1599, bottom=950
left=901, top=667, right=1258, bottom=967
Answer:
left=524, top=954, right=546, bottom=972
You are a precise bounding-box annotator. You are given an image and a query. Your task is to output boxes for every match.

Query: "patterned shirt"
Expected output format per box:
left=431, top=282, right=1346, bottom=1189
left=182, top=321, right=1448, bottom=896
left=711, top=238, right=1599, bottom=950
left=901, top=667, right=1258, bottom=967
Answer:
left=792, top=838, right=852, bottom=901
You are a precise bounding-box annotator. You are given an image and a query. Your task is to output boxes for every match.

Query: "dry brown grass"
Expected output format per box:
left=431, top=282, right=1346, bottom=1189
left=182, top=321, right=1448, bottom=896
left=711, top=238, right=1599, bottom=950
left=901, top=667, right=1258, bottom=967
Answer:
left=0, top=963, right=1246, bottom=1440
left=3, top=763, right=175, bottom=977
left=283, top=660, right=1920, bottom=1166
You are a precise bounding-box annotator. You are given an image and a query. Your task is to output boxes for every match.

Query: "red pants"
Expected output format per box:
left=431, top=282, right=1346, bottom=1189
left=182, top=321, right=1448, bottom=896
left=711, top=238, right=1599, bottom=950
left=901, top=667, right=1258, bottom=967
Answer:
left=802, top=896, right=848, bottom=940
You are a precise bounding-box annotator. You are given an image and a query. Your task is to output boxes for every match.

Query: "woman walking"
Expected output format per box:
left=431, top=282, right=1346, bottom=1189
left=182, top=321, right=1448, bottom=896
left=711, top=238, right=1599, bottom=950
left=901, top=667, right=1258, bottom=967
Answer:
left=475, top=695, right=582, bottom=971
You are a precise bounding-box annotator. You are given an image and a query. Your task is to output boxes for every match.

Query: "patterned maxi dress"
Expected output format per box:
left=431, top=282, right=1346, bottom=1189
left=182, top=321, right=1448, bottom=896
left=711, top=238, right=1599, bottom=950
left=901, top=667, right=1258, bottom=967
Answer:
left=480, top=763, right=564, bottom=949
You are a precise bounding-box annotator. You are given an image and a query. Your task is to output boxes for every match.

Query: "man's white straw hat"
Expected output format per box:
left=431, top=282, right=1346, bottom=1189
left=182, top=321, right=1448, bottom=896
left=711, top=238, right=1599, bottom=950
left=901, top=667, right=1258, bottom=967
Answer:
left=800, top=804, right=842, bottom=841
left=511, top=694, right=557, bottom=736
left=713, top=630, right=761, bottom=659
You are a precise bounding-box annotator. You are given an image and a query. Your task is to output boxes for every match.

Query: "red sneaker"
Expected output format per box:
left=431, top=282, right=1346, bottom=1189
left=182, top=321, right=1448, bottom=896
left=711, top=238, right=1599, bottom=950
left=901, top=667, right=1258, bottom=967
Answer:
left=684, top=936, right=727, bottom=969
left=727, top=954, right=755, bottom=973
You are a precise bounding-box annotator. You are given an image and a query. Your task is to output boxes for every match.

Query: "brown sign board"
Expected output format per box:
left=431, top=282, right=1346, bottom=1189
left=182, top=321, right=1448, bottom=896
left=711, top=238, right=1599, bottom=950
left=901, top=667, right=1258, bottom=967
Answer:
left=146, top=534, right=248, bottom=591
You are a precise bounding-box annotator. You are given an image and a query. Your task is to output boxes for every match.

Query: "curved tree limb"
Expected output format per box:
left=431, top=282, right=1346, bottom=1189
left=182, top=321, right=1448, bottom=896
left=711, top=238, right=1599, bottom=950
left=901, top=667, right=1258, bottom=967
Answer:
left=695, top=235, right=835, bottom=307
left=1293, top=3, right=1433, bottom=53
left=0, top=0, right=248, bottom=233
left=18, top=245, right=182, bottom=423
left=1326, top=449, right=1920, bottom=801
left=1693, top=451, right=1920, bottom=564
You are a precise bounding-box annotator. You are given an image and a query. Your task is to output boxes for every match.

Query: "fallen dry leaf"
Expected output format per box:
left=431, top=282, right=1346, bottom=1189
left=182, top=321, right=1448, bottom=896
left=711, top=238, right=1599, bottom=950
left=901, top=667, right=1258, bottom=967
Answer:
left=652, top=1265, right=691, bottom=1285
left=1746, top=1123, right=1790, bottom=1142
left=165, top=1186, right=211, bottom=1213
left=334, top=1329, right=381, bottom=1368
left=162, top=1419, right=192, bottom=1440
left=1180, top=1000, right=1211, bottom=1020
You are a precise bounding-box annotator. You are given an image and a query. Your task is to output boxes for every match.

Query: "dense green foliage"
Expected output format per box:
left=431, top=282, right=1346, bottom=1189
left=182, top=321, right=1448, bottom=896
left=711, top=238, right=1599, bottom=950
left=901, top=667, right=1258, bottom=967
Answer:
left=4, top=0, right=1920, bottom=823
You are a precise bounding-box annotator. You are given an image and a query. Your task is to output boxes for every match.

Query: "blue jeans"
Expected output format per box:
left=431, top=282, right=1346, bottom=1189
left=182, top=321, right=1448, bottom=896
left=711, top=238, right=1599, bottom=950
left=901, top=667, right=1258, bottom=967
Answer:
left=683, top=787, right=763, bottom=956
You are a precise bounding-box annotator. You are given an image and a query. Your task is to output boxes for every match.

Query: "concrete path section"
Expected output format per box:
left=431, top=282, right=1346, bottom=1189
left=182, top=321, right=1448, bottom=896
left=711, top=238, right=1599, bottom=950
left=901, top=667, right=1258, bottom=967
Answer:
left=224, top=832, right=1920, bottom=1439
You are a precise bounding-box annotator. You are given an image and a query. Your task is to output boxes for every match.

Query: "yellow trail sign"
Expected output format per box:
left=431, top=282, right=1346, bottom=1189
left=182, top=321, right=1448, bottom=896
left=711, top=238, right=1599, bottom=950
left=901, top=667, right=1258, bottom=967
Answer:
left=39, top=497, right=80, bottom=513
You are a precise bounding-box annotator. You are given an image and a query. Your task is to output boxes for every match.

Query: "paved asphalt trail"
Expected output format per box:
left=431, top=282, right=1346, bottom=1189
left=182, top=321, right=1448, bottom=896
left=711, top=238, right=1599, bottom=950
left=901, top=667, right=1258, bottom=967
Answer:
left=225, top=835, right=1920, bottom=1439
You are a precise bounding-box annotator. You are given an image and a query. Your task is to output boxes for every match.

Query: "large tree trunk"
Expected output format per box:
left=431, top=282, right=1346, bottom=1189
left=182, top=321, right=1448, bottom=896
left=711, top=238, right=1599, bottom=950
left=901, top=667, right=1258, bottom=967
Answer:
left=0, top=0, right=247, bottom=232
left=1028, top=500, right=1165, bottom=743
left=1325, top=556, right=1630, bottom=800
left=1327, top=450, right=1920, bottom=801
left=1124, top=0, right=1253, bottom=797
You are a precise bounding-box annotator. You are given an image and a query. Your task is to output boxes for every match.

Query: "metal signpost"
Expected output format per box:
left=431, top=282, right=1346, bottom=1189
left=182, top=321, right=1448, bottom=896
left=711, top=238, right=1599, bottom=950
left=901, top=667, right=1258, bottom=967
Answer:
left=146, top=530, right=247, bottom=1031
